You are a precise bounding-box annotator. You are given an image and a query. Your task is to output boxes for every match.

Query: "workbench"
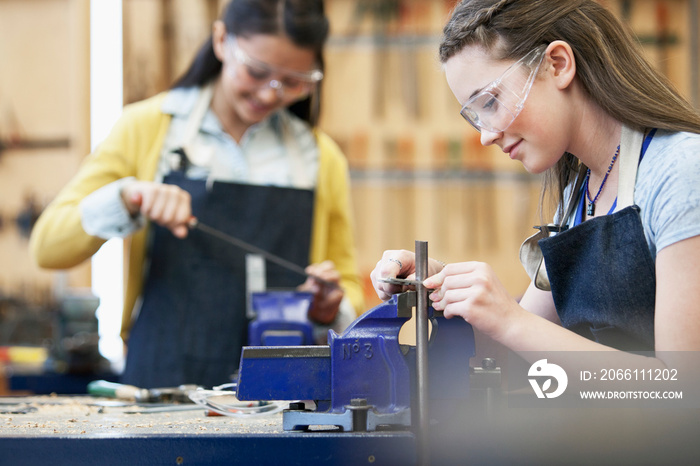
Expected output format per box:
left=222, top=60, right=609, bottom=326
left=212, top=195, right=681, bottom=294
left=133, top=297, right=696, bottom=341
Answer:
left=0, top=395, right=416, bottom=465
left=2, top=392, right=700, bottom=465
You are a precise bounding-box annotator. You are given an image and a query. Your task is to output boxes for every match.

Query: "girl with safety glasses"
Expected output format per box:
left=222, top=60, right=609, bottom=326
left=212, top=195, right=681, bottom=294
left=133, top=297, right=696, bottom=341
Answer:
left=372, top=0, right=700, bottom=367
left=30, top=0, right=364, bottom=389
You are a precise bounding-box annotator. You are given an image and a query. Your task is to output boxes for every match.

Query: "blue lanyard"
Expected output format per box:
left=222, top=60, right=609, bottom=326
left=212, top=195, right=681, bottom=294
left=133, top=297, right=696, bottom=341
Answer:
left=574, top=129, right=657, bottom=226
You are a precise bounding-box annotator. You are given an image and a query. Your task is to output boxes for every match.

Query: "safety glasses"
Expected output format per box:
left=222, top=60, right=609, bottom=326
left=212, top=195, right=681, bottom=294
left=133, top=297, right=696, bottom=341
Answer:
left=459, top=45, right=547, bottom=133
left=225, top=36, right=323, bottom=99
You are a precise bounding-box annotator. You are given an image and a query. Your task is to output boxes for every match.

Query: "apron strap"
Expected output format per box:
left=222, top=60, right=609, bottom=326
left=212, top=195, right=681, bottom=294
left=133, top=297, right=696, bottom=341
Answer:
left=181, top=83, right=214, bottom=167
left=561, top=171, right=585, bottom=228
left=616, top=125, right=645, bottom=210
left=279, top=112, right=313, bottom=189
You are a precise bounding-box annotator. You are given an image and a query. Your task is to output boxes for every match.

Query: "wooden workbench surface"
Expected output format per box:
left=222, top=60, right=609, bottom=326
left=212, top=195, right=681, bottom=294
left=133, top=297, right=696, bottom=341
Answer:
left=3, top=394, right=700, bottom=465
left=0, top=395, right=417, bottom=466
left=0, top=395, right=283, bottom=436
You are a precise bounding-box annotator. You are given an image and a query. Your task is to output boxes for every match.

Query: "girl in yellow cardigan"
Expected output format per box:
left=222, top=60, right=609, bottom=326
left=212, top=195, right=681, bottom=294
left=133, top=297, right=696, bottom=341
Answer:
left=30, top=0, right=363, bottom=388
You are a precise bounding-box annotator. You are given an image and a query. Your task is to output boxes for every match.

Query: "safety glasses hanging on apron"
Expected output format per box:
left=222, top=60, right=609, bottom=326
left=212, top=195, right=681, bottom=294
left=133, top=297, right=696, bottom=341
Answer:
left=520, top=126, right=656, bottom=351
left=122, top=84, right=315, bottom=388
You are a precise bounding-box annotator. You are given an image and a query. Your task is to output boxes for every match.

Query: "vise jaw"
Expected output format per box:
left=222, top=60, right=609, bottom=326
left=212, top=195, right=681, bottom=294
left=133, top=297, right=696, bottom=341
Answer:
left=236, top=291, right=475, bottom=432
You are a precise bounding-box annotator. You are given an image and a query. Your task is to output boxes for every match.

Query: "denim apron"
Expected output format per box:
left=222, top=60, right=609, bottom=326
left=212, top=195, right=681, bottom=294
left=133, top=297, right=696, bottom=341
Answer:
left=121, top=86, right=315, bottom=388
left=538, top=128, right=657, bottom=351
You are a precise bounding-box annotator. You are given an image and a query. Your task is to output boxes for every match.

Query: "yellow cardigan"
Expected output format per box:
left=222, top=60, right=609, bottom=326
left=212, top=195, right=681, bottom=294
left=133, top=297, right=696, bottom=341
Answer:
left=29, top=93, right=364, bottom=340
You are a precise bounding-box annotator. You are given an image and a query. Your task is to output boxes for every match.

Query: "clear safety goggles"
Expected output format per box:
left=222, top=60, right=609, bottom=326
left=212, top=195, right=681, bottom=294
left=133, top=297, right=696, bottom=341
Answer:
left=226, top=36, right=323, bottom=99
left=459, top=45, right=547, bottom=133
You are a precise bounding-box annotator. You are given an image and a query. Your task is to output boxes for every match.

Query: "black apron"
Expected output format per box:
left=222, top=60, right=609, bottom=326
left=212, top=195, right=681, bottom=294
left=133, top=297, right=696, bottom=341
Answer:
left=121, top=86, right=315, bottom=388
left=539, top=129, right=657, bottom=351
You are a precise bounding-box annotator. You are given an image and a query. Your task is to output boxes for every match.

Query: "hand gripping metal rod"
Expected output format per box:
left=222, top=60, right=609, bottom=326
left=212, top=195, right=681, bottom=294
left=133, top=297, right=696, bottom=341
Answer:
left=415, top=240, right=430, bottom=465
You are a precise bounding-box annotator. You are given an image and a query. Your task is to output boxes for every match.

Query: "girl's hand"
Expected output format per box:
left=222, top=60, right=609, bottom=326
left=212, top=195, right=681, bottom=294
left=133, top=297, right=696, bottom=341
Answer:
left=121, top=180, right=192, bottom=238
left=370, top=250, right=416, bottom=301
left=424, top=261, right=520, bottom=340
left=370, top=250, right=446, bottom=301
left=300, top=260, right=344, bottom=325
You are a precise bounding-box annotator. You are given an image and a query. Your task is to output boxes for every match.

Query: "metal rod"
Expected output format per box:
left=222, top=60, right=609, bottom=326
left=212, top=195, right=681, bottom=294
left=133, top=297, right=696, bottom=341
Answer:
left=188, top=218, right=335, bottom=288
left=414, top=240, right=430, bottom=465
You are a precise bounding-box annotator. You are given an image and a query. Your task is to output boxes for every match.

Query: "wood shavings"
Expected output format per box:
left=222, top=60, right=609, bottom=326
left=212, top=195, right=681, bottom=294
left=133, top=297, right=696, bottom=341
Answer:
left=0, top=395, right=284, bottom=436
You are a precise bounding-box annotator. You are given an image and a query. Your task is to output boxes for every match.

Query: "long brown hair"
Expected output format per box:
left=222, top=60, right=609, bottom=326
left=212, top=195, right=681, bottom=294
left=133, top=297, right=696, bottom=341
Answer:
left=439, top=0, right=700, bottom=220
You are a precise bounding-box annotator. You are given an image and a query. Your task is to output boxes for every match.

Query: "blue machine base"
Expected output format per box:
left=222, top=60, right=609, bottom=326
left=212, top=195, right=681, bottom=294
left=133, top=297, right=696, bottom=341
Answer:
left=284, top=405, right=412, bottom=432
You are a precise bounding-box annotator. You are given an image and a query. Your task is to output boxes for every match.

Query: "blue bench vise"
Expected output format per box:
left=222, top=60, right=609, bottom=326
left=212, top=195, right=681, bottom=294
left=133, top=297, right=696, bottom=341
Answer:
left=236, top=290, right=475, bottom=432
left=248, top=291, right=315, bottom=346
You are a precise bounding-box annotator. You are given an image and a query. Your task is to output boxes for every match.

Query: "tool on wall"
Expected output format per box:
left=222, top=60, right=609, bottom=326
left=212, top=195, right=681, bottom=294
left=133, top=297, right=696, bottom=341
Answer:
left=0, top=96, right=70, bottom=160
left=0, top=137, right=70, bottom=159
left=620, top=0, right=679, bottom=73
left=14, top=194, right=43, bottom=238
left=348, top=0, right=401, bottom=119
left=0, top=106, right=71, bottom=162
left=0, top=193, right=46, bottom=238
